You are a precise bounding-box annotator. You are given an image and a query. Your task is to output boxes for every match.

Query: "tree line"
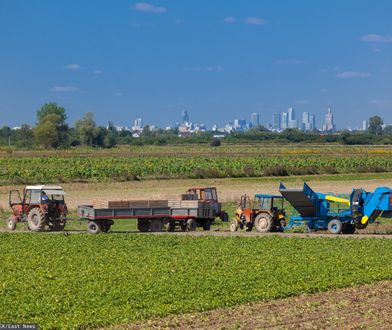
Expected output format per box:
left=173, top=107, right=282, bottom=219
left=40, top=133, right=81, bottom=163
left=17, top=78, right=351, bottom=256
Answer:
left=0, top=103, right=389, bottom=148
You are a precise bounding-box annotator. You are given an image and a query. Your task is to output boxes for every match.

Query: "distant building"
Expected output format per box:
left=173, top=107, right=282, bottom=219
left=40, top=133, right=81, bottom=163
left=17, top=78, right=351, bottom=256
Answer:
left=288, top=107, right=297, bottom=129
left=273, top=113, right=281, bottom=130
left=281, top=112, right=288, bottom=130
left=132, top=118, right=143, bottom=131
left=302, top=112, right=309, bottom=130
left=251, top=113, right=259, bottom=127
left=234, top=119, right=247, bottom=130
left=309, top=114, right=316, bottom=130
left=362, top=120, right=368, bottom=131
left=323, top=108, right=335, bottom=132
left=182, top=111, right=189, bottom=123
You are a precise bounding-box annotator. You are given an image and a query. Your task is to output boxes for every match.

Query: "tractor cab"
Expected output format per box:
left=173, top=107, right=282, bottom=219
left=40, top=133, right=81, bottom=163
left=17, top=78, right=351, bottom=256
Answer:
left=183, top=187, right=228, bottom=221
left=8, top=185, right=68, bottom=231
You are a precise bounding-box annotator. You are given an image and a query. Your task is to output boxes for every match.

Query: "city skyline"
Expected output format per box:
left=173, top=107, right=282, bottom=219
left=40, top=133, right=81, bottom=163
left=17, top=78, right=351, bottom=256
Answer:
left=0, top=1, right=391, bottom=128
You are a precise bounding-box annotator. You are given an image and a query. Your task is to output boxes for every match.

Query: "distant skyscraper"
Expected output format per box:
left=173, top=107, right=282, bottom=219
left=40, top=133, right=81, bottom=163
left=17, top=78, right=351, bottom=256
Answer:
left=132, top=118, right=143, bottom=131
left=323, top=107, right=335, bottom=131
left=273, top=113, right=281, bottom=130
left=251, top=113, right=259, bottom=127
left=302, top=112, right=309, bottom=130
left=309, top=114, right=316, bottom=130
left=182, top=110, right=189, bottom=123
left=281, top=112, right=288, bottom=130
left=363, top=120, right=368, bottom=131
left=288, top=107, right=297, bottom=129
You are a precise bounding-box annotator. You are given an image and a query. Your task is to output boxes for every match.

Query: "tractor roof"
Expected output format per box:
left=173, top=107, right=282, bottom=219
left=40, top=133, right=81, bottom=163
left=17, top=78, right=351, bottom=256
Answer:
left=25, top=185, right=65, bottom=194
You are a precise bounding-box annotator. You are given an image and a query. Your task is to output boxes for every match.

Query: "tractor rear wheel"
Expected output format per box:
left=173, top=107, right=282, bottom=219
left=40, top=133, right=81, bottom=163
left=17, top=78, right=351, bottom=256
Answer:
left=137, top=219, right=150, bottom=232
left=27, top=208, right=46, bottom=232
left=167, top=221, right=176, bottom=232
left=7, top=216, right=17, bottom=231
left=87, top=221, right=102, bottom=234
left=342, top=223, right=356, bottom=234
left=202, top=220, right=211, bottom=231
left=254, top=213, right=273, bottom=233
left=186, top=218, right=197, bottom=231
left=150, top=219, right=164, bottom=232
left=328, top=219, right=343, bottom=234
left=230, top=219, right=239, bottom=232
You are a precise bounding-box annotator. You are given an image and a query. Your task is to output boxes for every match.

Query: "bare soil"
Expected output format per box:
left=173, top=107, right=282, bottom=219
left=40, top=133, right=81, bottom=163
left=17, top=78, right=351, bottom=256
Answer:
left=112, top=280, right=392, bottom=330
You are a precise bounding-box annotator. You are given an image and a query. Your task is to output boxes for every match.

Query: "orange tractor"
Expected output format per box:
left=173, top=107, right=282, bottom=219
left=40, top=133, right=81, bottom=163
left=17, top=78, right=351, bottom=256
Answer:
left=8, top=185, right=68, bottom=231
left=231, top=194, right=286, bottom=232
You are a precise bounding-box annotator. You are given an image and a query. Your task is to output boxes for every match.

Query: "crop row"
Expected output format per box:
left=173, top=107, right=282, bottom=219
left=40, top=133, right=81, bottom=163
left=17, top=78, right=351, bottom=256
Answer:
left=2, top=155, right=392, bottom=183
left=1, top=234, right=392, bottom=329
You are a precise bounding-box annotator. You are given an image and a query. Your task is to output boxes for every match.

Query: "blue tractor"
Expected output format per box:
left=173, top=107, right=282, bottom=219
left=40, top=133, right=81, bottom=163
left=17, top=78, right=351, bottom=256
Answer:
left=279, top=182, right=392, bottom=234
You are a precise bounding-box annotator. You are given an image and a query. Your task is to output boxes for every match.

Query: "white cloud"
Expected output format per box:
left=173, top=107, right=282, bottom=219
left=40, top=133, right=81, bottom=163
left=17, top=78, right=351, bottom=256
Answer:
left=51, top=86, right=79, bottom=92
left=244, top=17, right=268, bottom=25
left=133, top=2, right=167, bottom=13
left=187, top=66, right=224, bottom=72
left=93, top=70, right=102, bottom=74
left=223, top=16, right=237, bottom=24
left=369, top=99, right=392, bottom=107
left=336, top=71, right=371, bottom=78
left=274, top=59, right=303, bottom=65
left=360, top=34, right=392, bottom=43
left=65, top=64, right=80, bottom=70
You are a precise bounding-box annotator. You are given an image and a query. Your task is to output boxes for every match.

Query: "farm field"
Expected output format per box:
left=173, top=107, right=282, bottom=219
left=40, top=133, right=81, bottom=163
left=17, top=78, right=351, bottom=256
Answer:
left=1, top=234, right=392, bottom=329
left=2, top=144, right=392, bottom=184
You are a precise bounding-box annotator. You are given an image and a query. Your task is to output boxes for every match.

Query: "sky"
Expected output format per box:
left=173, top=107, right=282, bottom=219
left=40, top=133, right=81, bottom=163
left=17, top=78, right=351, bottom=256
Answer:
left=0, top=0, right=391, bottom=129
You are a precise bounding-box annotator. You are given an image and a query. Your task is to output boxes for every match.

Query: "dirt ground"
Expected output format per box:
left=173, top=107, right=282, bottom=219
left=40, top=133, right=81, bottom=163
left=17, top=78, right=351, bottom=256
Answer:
left=113, top=280, right=392, bottom=330
left=2, top=177, right=392, bottom=210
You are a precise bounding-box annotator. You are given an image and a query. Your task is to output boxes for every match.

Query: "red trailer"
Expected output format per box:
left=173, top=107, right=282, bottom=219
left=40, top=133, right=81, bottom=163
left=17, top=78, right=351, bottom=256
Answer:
left=77, top=187, right=228, bottom=234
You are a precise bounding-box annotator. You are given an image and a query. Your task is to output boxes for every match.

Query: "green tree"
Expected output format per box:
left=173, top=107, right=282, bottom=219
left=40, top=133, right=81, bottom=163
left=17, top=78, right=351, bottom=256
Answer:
left=35, top=103, right=69, bottom=148
left=75, top=112, right=97, bottom=146
left=368, top=116, right=384, bottom=135
left=37, top=102, right=67, bottom=122
left=14, top=124, right=34, bottom=147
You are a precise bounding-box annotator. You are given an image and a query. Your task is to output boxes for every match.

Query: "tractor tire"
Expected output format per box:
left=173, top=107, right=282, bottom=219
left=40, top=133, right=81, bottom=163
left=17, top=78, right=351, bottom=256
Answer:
left=137, top=219, right=150, bottom=232
left=186, top=218, right=197, bottom=231
left=150, top=219, right=164, bottom=232
left=220, top=212, right=229, bottom=222
left=87, top=221, right=102, bottom=234
left=342, top=223, right=356, bottom=234
left=27, top=208, right=46, bottom=232
left=7, top=216, right=17, bottom=231
left=167, top=221, right=176, bottom=232
left=202, top=220, right=211, bottom=231
left=254, top=213, right=273, bottom=233
left=230, top=219, right=239, bottom=232
left=328, top=219, right=343, bottom=234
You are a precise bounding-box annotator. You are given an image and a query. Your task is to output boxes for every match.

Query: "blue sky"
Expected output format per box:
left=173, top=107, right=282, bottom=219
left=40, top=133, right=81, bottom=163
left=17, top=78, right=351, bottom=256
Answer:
left=0, top=0, right=391, bottom=129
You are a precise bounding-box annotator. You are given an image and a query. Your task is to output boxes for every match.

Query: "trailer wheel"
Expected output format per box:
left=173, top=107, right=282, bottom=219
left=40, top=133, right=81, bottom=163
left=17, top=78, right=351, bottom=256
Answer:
left=87, top=221, right=102, bottom=234
left=180, top=221, right=187, bottom=232
left=328, top=219, right=342, bottom=234
left=150, top=219, right=164, bottom=232
left=100, top=221, right=113, bottom=233
left=137, top=219, right=150, bottom=232
left=27, top=208, right=46, bottom=232
left=167, top=221, right=176, bottom=232
left=230, top=219, right=239, bottom=232
left=186, top=218, right=197, bottom=231
left=7, top=216, right=17, bottom=231
left=202, top=220, right=211, bottom=231
left=254, top=213, right=273, bottom=233
left=342, top=223, right=356, bottom=234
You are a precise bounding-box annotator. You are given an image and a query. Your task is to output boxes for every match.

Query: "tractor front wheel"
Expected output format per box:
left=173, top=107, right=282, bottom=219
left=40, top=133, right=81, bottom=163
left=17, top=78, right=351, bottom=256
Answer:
left=328, top=219, right=343, bottom=234
left=254, top=213, right=273, bottom=233
left=27, top=208, right=46, bottom=232
left=7, top=216, right=17, bottom=231
left=230, top=219, right=239, bottom=232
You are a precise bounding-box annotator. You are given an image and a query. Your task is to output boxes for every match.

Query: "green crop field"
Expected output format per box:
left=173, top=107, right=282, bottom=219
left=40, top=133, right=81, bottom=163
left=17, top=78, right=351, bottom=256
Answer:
left=2, top=144, right=392, bottom=184
left=1, top=234, right=392, bottom=329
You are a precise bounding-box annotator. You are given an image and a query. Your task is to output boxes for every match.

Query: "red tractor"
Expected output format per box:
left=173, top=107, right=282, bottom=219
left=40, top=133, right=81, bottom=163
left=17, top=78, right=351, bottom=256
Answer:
left=8, top=185, right=68, bottom=231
